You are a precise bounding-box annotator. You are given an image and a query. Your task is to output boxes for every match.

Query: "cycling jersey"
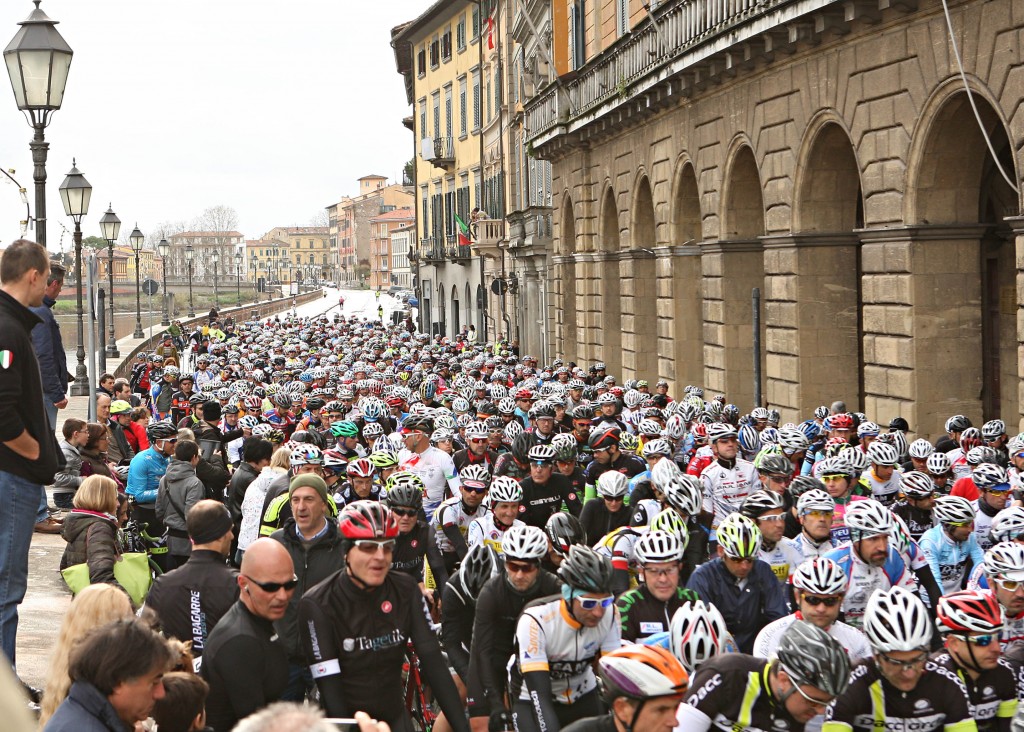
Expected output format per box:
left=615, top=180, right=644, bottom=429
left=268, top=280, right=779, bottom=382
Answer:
left=823, top=659, right=975, bottom=732
left=752, top=612, right=872, bottom=662
left=467, top=513, right=524, bottom=553
left=519, top=474, right=583, bottom=529
left=687, top=446, right=714, bottom=477
left=930, top=653, right=1016, bottom=732
left=332, top=482, right=384, bottom=508
left=397, top=445, right=460, bottom=516
left=615, top=584, right=698, bottom=642
left=493, top=453, right=530, bottom=482
left=583, top=453, right=647, bottom=501
left=791, top=532, right=835, bottom=561
left=918, top=525, right=984, bottom=593
left=971, top=498, right=1000, bottom=552
left=440, top=578, right=476, bottom=683
left=700, top=457, right=759, bottom=531
left=892, top=501, right=935, bottom=541
left=594, top=526, right=645, bottom=593
left=678, top=654, right=802, bottom=732
left=859, top=469, right=902, bottom=507
left=579, top=498, right=631, bottom=545
left=759, top=537, right=804, bottom=583
left=391, top=520, right=448, bottom=589
left=431, top=496, right=487, bottom=555
left=628, top=498, right=662, bottom=528
left=452, top=447, right=499, bottom=473
left=824, top=545, right=915, bottom=628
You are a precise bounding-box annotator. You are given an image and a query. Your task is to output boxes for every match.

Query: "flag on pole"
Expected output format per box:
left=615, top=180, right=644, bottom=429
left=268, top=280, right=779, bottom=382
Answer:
left=454, top=214, right=472, bottom=246
left=487, top=11, right=495, bottom=50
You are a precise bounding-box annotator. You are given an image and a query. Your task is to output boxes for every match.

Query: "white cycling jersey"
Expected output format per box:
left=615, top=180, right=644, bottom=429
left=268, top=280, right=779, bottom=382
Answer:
left=467, top=513, right=524, bottom=554
left=791, top=532, right=835, bottom=561
left=753, top=613, right=872, bottom=662
left=700, top=458, right=759, bottom=530
left=398, top=446, right=460, bottom=515
left=629, top=498, right=662, bottom=528
left=758, top=537, right=804, bottom=584
left=859, top=469, right=901, bottom=507
left=824, top=544, right=915, bottom=628
left=971, top=500, right=998, bottom=552
left=430, top=496, right=486, bottom=553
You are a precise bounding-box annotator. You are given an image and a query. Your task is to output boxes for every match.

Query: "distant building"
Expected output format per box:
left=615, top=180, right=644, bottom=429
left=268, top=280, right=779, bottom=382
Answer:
left=390, top=223, right=415, bottom=291
left=326, top=176, right=413, bottom=286
left=263, top=226, right=331, bottom=285
left=369, top=208, right=415, bottom=290
left=167, top=231, right=244, bottom=284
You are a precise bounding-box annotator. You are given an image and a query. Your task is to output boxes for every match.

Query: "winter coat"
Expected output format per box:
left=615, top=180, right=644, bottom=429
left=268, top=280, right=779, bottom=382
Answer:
left=79, top=448, right=125, bottom=493
left=53, top=438, right=84, bottom=497
left=156, top=458, right=206, bottom=557
left=42, top=680, right=130, bottom=732
left=59, top=510, right=124, bottom=592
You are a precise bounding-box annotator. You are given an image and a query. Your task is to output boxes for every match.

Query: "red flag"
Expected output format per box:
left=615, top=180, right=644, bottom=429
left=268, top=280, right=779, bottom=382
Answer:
left=487, top=14, right=495, bottom=50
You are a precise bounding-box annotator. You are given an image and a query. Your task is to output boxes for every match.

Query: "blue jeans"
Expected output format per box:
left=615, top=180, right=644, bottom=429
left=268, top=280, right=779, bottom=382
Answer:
left=0, top=469, right=43, bottom=668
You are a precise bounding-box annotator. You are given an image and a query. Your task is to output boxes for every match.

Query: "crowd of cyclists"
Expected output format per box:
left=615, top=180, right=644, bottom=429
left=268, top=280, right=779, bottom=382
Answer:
left=44, top=303, right=1024, bottom=732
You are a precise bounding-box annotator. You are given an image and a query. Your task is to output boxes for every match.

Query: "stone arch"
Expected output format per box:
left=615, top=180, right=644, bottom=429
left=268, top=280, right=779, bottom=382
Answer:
left=623, top=174, right=657, bottom=378
left=904, top=84, right=1018, bottom=426
left=671, top=157, right=701, bottom=245
left=598, top=185, right=623, bottom=377
left=666, top=157, right=704, bottom=389
left=721, top=142, right=765, bottom=240
left=793, top=115, right=864, bottom=234
left=559, top=193, right=579, bottom=360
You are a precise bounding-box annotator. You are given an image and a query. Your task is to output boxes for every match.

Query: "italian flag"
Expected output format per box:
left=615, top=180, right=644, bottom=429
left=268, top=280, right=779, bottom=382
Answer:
left=0, top=350, right=12, bottom=369
left=454, top=214, right=472, bottom=246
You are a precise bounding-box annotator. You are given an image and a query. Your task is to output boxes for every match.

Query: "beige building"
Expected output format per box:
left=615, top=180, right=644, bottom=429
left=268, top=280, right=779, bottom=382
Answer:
left=369, top=208, right=415, bottom=290
left=326, top=177, right=413, bottom=286
left=167, top=231, right=244, bottom=284
left=263, top=226, right=331, bottom=286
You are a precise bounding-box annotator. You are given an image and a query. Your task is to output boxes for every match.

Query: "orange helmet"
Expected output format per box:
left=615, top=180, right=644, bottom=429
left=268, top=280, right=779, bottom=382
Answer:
left=599, top=644, right=689, bottom=700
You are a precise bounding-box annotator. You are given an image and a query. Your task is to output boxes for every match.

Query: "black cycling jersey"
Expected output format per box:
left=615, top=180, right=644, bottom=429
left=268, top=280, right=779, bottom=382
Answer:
left=298, top=569, right=469, bottom=732
left=579, top=497, right=631, bottom=546
left=519, top=474, right=583, bottom=528
left=679, top=653, right=801, bottom=732
left=616, top=584, right=699, bottom=642
left=823, top=658, right=975, bottom=732
left=440, top=579, right=476, bottom=682
left=493, top=453, right=530, bottom=482
left=562, top=714, right=617, bottom=732
left=583, top=453, right=647, bottom=488
left=392, top=520, right=449, bottom=589
left=929, top=652, right=1017, bottom=732
left=335, top=482, right=383, bottom=507
left=892, top=500, right=935, bottom=541
left=453, top=447, right=499, bottom=473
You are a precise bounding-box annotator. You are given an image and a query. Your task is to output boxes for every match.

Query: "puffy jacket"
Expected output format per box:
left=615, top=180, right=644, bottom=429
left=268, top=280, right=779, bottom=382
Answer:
left=270, top=518, right=346, bottom=660
left=43, top=681, right=128, bottom=732
left=54, top=438, right=84, bottom=496
left=59, top=510, right=124, bottom=593
left=156, top=458, right=206, bottom=557
left=29, top=293, right=67, bottom=404
left=126, top=447, right=170, bottom=506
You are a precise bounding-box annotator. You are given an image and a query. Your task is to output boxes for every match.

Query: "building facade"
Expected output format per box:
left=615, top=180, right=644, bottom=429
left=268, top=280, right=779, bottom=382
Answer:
left=167, top=231, right=244, bottom=284
left=390, top=223, right=415, bottom=290
left=369, top=208, right=415, bottom=290
left=263, top=226, right=331, bottom=286
left=327, top=177, right=413, bottom=286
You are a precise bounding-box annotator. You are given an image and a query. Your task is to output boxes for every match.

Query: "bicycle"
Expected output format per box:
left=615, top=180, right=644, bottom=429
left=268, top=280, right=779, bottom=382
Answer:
left=122, top=502, right=169, bottom=577
left=403, top=641, right=440, bottom=732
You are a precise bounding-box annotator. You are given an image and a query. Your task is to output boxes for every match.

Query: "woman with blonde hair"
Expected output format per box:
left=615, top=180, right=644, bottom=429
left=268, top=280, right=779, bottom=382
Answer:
left=38, top=583, right=133, bottom=726
left=59, top=475, right=126, bottom=595
left=236, top=445, right=291, bottom=562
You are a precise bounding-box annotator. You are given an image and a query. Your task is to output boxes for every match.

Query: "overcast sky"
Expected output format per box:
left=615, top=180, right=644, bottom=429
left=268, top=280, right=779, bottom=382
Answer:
left=0, top=0, right=427, bottom=255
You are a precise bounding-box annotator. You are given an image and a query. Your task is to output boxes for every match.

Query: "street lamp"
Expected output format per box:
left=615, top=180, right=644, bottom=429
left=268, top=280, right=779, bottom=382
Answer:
left=211, top=249, right=220, bottom=310
left=158, top=238, right=169, bottom=325
left=129, top=224, right=144, bottom=338
left=235, top=250, right=242, bottom=306
left=58, top=160, right=90, bottom=396
left=185, top=243, right=195, bottom=317
left=98, top=203, right=120, bottom=357
left=4, top=0, right=73, bottom=247
left=251, top=255, right=260, bottom=301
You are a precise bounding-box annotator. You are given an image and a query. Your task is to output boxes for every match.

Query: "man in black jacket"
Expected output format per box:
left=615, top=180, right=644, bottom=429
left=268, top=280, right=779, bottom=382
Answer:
left=227, top=439, right=274, bottom=563
left=0, top=240, right=60, bottom=668
left=143, top=500, right=239, bottom=658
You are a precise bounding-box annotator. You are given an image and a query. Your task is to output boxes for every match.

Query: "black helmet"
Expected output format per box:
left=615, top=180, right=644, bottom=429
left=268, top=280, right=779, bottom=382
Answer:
left=545, top=512, right=587, bottom=557
left=588, top=426, right=621, bottom=451
left=789, top=475, right=827, bottom=499
left=557, top=545, right=614, bottom=594
left=147, top=421, right=177, bottom=441
left=385, top=481, right=423, bottom=510
left=402, top=414, right=434, bottom=434
left=511, top=433, right=535, bottom=464
left=477, top=402, right=499, bottom=418
left=571, top=405, right=595, bottom=421
left=534, top=402, right=556, bottom=419
left=456, top=544, right=499, bottom=600
left=740, top=489, right=785, bottom=520
left=292, top=429, right=325, bottom=449
left=776, top=620, right=851, bottom=697
left=306, top=397, right=326, bottom=412
left=757, top=454, right=792, bottom=476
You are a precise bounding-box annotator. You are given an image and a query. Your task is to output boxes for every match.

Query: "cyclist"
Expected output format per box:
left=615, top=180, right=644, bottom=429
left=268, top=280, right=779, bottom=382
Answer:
left=932, top=590, right=1017, bottom=732
left=519, top=443, right=583, bottom=528
left=918, top=495, right=984, bottom=593
left=860, top=441, right=902, bottom=506
left=467, top=474, right=525, bottom=553
left=823, top=586, right=975, bottom=732
left=791, top=489, right=837, bottom=560
left=454, top=421, right=500, bottom=472
left=583, top=426, right=646, bottom=501
left=511, top=545, right=622, bottom=732
left=975, top=542, right=1024, bottom=647
left=467, top=525, right=560, bottom=732
left=740, top=489, right=804, bottom=584
left=892, top=470, right=938, bottom=541
left=680, top=620, right=851, bottom=732
left=685, top=512, right=788, bottom=653
left=298, top=500, right=469, bottom=732
left=334, top=457, right=382, bottom=506
left=969, top=464, right=1012, bottom=552
left=824, top=499, right=915, bottom=628
left=579, top=470, right=632, bottom=543
left=126, top=421, right=178, bottom=563
left=753, top=557, right=872, bottom=661
left=561, top=644, right=689, bottom=732
left=386, top=471, right=449, bottom=595
left=700, top=423, right=759, bottom=545
left=755, top=453, right=797, bottom=495
left=616, top=530, right=698, bottom=641
left=433, top=462, right=490, bottom=572
left=544, top=512, right=588, bottom=571
left=642, top=600, right=734, bottom=673
left=397, top=414, right=460, bottom=517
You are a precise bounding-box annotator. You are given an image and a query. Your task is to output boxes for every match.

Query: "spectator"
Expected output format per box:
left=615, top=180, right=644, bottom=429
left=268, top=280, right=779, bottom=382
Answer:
left=96, top=372, right=115, bottom=398
left=38, top=584, right=134, bottom=727
left=191, top=401, right=234, bottom=498
left=233, top=702, right=341, bottom=732
left=95, top=393, right=111, bottom=424
left=151, top=672, right=208, bottom=732
left=106, top=400, right=136, bottom=465
left=52, top=418, right=87, bottom=512
left=238, top=446, right=290, bottom=562
left=157, top=440, right=206, bottom=568
left=112, top=378, right=140, bottom=409
left=42, top=618, right=175, bottom=732
left=125, top=406, right=150, bottom=453
left=227, top=438, right=274, bottom=556
left=143, top=500, right=239, bottom=658
left=201, top=538, right=293, bottom=732
left=59, top=475, right=127, bottom=598
left=79, top=423, right=124, bottom=491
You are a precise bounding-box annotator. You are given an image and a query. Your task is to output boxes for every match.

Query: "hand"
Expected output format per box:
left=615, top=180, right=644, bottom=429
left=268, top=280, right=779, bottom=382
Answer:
left=54, top=398, right=68, bottom=409
left=488, top=710, right=513, bottom=732
left=355, top=711, right=392, bottom=732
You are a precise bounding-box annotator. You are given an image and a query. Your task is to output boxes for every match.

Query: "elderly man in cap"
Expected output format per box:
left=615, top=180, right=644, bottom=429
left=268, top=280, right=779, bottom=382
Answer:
left=144, top=500, right=239, bottom=658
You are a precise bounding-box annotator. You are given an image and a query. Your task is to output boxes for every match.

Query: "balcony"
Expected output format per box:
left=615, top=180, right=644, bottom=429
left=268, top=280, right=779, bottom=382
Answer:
left=420, top=238, right=446, bottom=264
left=446, top=235, right=473, bottom=264
left=431, top=136, right=455, bottom=169
left=472, top=218, right=507, bottom=259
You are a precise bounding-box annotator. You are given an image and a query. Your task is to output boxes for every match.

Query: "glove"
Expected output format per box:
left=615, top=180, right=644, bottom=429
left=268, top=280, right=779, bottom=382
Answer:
left=488, top=710, right=513, bottom=732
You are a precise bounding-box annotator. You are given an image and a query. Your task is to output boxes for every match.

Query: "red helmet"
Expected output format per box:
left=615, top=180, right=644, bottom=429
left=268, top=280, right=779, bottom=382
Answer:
left=828, top=413, right=854, bottom=430
left=338, top=500, right=399, bottom=540
left=692, top=423, right=708, bottom=440
left=936, top=590, right=1005, bottom=635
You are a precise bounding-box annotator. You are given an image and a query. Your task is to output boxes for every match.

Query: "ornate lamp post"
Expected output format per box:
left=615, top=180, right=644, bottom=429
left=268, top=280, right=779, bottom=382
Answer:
left=4, top=0, right=73, bottom=247
left=129, top=225, right=144, bottom=338
left=158, top=238, right=170, bottom=325
left=58, top=160, right=90, bottom=396
left=235, top=250, right=242, bottom=306
left=211, top=249, right=220, bottom=309
left=251, top=255, right=259, bottom=301
left=98, top=203, right=120, bottom=357
left=185, top=243, right=195, bottom=317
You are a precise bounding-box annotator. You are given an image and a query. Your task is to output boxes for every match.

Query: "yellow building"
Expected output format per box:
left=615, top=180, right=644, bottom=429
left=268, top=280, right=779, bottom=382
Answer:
left=263, top=226, right=332, bottom=285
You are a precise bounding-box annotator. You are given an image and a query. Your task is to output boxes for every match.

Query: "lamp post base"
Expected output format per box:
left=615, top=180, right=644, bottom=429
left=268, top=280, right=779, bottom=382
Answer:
left=188, top=308, right=195, bottom=317
left=132, top=324, right=145, bottom=339
left=69, top=363, right=90, bottom=397
left=105, top=343, right=120, bottom=358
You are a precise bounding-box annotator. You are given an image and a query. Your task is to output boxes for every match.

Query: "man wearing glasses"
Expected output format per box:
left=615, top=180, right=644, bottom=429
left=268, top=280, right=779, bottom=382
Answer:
left=791, top=489, right=838, bottom=560
left=824, top=587, right=974, bottom=732
left=967, top=464, right=1013, bottom=552
left=974, top=542, right=1024, bottom=648
left=616, top=530, right=697, bottom=642
left=740, top=490, right=804, bottom=584
left=299, top=501, right=469, bottom=732
left=453, top=421, right=499, bottom=473
left=918, top=496, right=984, bottom=594
left=202, top=537, right=294, bottom=732
left=519, top=443, right=583, bottom=529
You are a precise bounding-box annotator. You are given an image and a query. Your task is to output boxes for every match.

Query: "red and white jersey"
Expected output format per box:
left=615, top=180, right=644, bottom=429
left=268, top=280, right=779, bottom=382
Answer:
left=700, top=458, right=759, bottom=530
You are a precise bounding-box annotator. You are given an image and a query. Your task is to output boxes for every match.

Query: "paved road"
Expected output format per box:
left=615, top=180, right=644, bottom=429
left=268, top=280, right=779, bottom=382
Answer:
left=17, top=286, right=405, bottom=688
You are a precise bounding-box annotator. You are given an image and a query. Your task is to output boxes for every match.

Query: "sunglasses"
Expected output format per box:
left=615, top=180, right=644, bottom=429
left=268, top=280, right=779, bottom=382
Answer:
left=244, top=574, right=299, bottom=593
left=603, top=495, right=624, bottom=502
left=951, top=633, right=997, bottom=646
left=578, top=595, right=615, bottom=610
left=574, top=421, right=593, bottom=427
left=353, top=539, right=396, bottom=554
left=821, top=474, right=847, bottom=482
left=725, top=556, right=754, bottom=565
left=995, top=577, right=1024, bottom=592
left=877, top=651, right=928, bottom=670
left=947, top=520, right=974, bottom=528
left=768, top=475, right=793, bottom=485
left=462, top=485, right=488, bottom=494
left=757, top=514, right=785, bottom=522
left=789, top=681, right=834, bottom=708
left=391, top=507, right=418, bottom=518
left=987, top=486, right=1011, bottom=496
left=802, top=595, right=842, bottom=607
left=470, top=438, right=488, bottom=444
left=556, top=459, right=576, bottom=466
left=505, top=560, right=539, bottom=574
left=531, top=460, right=553, bottom=467
left=803, top=509, right=834, bottom=519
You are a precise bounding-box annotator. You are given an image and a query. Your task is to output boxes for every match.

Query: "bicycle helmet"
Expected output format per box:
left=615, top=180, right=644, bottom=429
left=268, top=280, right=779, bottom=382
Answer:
left=661, top=474, right=703, bottom=518
left=972, top=463, right=1009, bottom=490
left=459, top=463, right=491, bottom=490
left=796, top=489, right=835, bottom=514
left=528, top=444, right=557, bottom=463
left=777, top=428, right=809, bottom=454
left=488, top=475, right=523, bottom=504
left=866, top=441, right=899, bottom=467
left=456, top=543, right=500, bottom=600
left=558, top=545, right=614, bottom=594
left=501, top=525, right=548, bottom=561
left=900, top=471, right=936, bottom=499
left=146, top=421, right=178, bottom=441
left=856, top=421, right=880, bottom=438
left=589, top=426, right=621, bottom=451
left=642, top=439, right=673, bottom=459
left=650, top=457, right=682, bottom=491
left=814, top=406, right=829, bottom=420
left=289, top=444, right=323, bottom=466
left=504, top=421, right=525, bottom=444
left=791, top=557, right=848, bottom=596
left=497, top=397, right=516, bottom=415
left=635, top=530, right=684, bottom=564
left=984, top=541, right=1024, bottom=581
left=664, top=415, right=686, bottom=441
left=907, top=439, right=934, bottom=460
left=863, top=586, right=932, bottom=652
left=757, top=454, right=792, bottom=476
left=331, top=420, right=360, bottom=438
left=464, top=421, right=489, bottom=441
left=238, top=415, right=260, bottom=430
left=322, top=450, right=349, bottom=473
left=789, top=475, right=827, bottom=500
left=650, top=510, right=689, bottom=544
left=596, top=471, right=629, bottom=499
left=739, top=490, right=785, bottom=520
left=668, top=601, right=730, bottom=672
left=936, top=590, right=1005, bottom=635
left=844, top=499, right=893, bottom=541
left=385, top=469, right=425, bottom=496
left=933, top=495, right=975, bottom=526
left=545, top=513, right=586, bottom=557
left=162, top=365, right=180, bottom=378
left=706, top=423, right=738, bottom=443
left=991, top=507, right=1024, bottom=544
left=599, top=645, right=689, bottom=702
left=827, top=413, right=854, bottom=430
left=960, top=427, right=982, bottom=449
left=619, top=431, right=641, bottom=454
left=338, top=500, right=399, bottom=540
left=841, top=449, right=870, bottom=476
left=945, top=414, right=972, bottom=433
left=346, top=458, right=375, bottom=478
left=982, top=419, right=1006, bottom=441
left=369, top=450, right=399, bottom=469
left=401, top=414, right=434, bottom=434
left=715, top=513, right=762, bottom=559
left=926, top=451, right=952, bottom=475
left=776, top=621, right=851, bottom=697
left=738, top=425, right=761, bottom=455
left=751, top=407, right=770, bottom=421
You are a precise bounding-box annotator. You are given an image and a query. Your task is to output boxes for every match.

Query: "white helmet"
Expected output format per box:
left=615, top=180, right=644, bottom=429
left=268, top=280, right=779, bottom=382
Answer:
left=500, top=525, right=548, bottom=561
left=791, top=558, right=848, bottom=596
left=661, top=474, right=703, bottom=518
left=926, top=451, right=952, bottom=475
left=867, top=441, right=899, bottom=467
left=990, top=507, right=1024, bottom=544
left=908, top=439, right=935, bottom=460
left=777, top=428, right=809, bottom=454
left=488, top=475, right=523, bottom=504
left=862, top=586, right=932, bottom=652
left=933, top=495, right=975, bottom=526
left=844, top=499, right=893, bottom=541
left=985, top=541, right=1024, bottom=582
left=668, top=601, right=731, bottom=672
left=650, top=458, right=683, bottom=492
left=635, top=530, right=684, bottom=564
left=596, top=471, right=629, bottom=499
left=797, top=489, right=835, bottom=514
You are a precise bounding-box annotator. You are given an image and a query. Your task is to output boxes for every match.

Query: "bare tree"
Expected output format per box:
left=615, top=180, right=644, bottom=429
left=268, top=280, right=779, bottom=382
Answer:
left=146, top=219, right=188, bottom=249
left=309, top=209, right=330, bottom=228
left=192, top=205, right=240, bottom=233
